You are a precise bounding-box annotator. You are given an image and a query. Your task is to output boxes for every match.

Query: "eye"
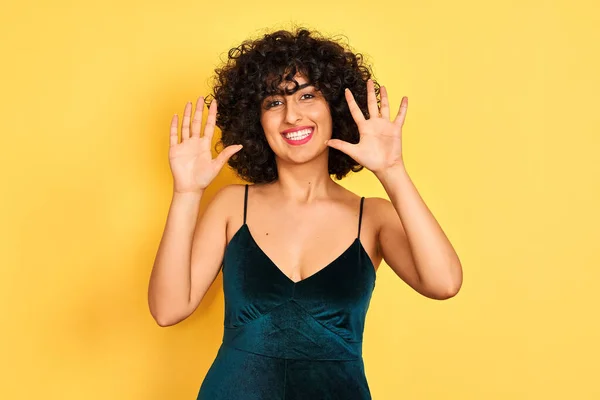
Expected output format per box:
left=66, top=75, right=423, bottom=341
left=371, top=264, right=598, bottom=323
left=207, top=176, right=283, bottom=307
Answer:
left=266, top=100, right=282, bottom=108
left=264, top=93, right=315, bottom=109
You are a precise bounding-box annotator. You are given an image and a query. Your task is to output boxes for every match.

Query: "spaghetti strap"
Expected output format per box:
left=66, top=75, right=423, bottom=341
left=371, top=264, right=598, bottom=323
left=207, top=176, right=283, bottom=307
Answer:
left=243, top=184, right=248, bottom=225
left=358, top=197, right=365, bottom=239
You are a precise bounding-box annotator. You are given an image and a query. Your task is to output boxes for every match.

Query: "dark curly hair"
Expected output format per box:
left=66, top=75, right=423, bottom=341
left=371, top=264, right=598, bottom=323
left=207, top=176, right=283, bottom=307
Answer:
left=209, top=26, right=380, bottom=184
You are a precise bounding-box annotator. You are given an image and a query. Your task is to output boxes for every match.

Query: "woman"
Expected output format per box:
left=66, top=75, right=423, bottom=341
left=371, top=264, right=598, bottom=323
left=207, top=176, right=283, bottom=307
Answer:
left=148, top=28, right=462, bottom=399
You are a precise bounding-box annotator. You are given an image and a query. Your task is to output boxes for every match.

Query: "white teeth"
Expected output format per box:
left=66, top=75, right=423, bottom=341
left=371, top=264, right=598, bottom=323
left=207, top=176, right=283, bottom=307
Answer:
left=283, top=128, right=312, bottom=140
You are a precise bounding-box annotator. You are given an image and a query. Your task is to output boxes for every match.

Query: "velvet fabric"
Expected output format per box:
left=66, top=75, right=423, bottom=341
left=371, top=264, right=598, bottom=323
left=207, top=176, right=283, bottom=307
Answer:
left=197, top=186, right=376, bottom=399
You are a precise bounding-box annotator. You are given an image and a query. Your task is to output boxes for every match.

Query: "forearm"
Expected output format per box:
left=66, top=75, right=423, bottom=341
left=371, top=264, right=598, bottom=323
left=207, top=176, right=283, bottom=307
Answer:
left=148, top=191, right=204, bottom=324
left=376, top=165, right=462, bottom=295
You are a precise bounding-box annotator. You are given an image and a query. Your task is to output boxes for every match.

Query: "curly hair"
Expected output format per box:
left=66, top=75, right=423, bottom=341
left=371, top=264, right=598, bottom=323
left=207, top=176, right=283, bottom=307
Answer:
left=209, top=27, right=380, bottom=184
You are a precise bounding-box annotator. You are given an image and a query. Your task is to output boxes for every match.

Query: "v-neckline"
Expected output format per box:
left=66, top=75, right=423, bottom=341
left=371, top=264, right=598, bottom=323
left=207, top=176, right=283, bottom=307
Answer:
left=239, top=223, right=365, bottom=285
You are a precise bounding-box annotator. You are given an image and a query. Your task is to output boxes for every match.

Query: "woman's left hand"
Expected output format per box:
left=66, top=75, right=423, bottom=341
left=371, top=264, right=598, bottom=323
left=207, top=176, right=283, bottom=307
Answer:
left=326, top=79, right=408, bottom=174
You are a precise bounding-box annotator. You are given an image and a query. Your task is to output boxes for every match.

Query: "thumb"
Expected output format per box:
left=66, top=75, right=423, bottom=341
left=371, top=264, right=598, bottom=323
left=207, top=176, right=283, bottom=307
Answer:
left=326, top=139, right=357, bottom=158
left=214, top=144, right=243, bottom=168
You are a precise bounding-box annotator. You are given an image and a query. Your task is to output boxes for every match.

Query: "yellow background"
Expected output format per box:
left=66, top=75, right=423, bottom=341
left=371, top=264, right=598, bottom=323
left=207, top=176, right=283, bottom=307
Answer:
left=1, top=0, right=599, bottom=398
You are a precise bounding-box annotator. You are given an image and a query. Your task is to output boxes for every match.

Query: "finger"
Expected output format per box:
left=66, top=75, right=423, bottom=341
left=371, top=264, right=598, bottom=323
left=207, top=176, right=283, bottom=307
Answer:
left=344, top=88, right=366, bottom=123
left=181, top=102, right=192, bottom=140
left=214, top=144, right=243, bottom=168
left=170, top=114, right=179, bottom=147
left=393, top=96, right=408, bottom=127
left=366, top=79, right=379, bottom=119
left=380, top=86, right=390, bottom=120
left=204, top=99, right=218, bottom=143
left=191, top=96, right=204, bottom=138
left=326, top=139, right=358, bottom=159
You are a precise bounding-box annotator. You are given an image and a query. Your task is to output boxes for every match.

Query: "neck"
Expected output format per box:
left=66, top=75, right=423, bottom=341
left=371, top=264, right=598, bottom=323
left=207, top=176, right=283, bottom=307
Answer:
left=272, top=151, right=337, bottom=203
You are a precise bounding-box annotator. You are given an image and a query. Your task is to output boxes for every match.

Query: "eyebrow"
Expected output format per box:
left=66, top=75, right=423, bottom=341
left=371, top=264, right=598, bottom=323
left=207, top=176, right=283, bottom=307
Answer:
left=264, top=82, right=313, bottom=98
left=293, top=82, right=312, bottom=91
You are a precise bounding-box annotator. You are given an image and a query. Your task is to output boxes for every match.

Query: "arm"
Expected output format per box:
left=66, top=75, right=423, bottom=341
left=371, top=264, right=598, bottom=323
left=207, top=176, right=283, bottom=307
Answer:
left=325, top=80, right=461, bottom=299
left=149, top=94, right=242, bottom=326
left=148, top=185, right=235, bottom=326
left=375, top=165, right=463, bottom=300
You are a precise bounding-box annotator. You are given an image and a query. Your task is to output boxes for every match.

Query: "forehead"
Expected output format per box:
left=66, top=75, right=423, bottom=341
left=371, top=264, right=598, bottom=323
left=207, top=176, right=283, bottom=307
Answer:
left=283, top=73, right=308, bottom=86
left=264, top=72, right=312, bottom=96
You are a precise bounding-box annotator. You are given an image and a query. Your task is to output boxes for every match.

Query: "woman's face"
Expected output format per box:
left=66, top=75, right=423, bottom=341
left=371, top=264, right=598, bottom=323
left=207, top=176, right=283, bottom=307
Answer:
left=259, top=73, right=332, bottom=164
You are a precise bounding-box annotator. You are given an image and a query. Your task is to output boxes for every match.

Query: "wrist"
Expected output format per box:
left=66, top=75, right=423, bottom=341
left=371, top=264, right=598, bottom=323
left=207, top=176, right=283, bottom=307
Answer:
left=374, top=162, right=407, bottom=182
left=172, top=190, right=204, bottom=199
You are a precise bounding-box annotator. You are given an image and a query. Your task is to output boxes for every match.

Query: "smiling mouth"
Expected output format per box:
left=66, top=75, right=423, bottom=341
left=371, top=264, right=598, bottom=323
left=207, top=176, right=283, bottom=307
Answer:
left=281, top=127, right=314, bottom=141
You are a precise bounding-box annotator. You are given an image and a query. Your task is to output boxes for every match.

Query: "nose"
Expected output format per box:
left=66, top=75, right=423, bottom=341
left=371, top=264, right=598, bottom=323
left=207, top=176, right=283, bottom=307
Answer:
left=284, top=101, right=302, bottom=125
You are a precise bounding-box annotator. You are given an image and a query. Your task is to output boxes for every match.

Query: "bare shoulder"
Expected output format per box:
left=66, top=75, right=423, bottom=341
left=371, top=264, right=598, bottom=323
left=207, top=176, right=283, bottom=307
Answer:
left=364, top=196, right=393, bottom=207
left=196, top=183, right=247, bottom=231
left=205, top=183, right=246, bottom=212
left=362, top=196, right=396, bottom=228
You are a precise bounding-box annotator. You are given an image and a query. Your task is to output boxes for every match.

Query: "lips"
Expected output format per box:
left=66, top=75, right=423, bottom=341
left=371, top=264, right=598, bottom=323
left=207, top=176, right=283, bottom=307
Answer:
left=280, top=127, right=314, bottom=146
left=281, top=125, right=314, bottom=134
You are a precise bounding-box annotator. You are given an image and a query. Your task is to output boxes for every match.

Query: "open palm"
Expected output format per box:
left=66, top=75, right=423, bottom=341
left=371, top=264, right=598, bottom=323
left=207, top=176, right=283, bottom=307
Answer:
left=326, top=79, right=408, bottom=173
left=169, top=97, right=242, bottom=194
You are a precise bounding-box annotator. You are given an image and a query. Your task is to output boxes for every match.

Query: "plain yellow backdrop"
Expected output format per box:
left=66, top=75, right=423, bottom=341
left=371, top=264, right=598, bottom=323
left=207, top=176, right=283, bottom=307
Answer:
left=1, top=0, right=599, bottom=398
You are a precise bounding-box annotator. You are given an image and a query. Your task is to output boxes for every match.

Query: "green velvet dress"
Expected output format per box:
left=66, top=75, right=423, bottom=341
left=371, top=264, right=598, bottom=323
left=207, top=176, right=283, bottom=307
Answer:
left=196, top=185, right=376, bottom=399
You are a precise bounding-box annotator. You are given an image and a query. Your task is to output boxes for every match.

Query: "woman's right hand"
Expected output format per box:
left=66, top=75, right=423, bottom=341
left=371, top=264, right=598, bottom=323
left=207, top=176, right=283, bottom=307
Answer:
left=169, top=97, right=243, bottom=194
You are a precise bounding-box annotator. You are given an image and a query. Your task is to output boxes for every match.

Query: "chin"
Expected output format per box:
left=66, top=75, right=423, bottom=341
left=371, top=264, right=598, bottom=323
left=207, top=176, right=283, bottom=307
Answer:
left=280, top=144, right=330, bottom=165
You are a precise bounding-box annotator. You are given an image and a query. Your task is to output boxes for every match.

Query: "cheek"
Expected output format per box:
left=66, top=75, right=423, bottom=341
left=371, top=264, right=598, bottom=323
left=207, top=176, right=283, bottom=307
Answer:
left=311, top=107, right=332, bottom=128
left=260, top=114, right=278, bottom=134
